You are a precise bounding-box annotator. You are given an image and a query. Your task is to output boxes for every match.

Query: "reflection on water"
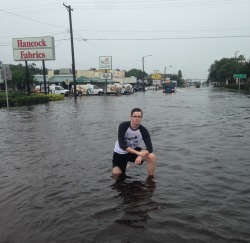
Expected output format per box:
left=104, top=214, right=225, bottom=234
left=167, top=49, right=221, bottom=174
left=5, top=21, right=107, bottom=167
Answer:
left=111, top=177, right=157, bottom=229
left=0, top=88, right=250, bottom=242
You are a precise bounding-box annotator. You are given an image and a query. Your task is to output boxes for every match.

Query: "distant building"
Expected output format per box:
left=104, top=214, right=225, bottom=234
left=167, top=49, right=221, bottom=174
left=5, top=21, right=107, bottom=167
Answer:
left=47, top=68, right=126, bottom=83
left=124, top=76, right=137, bottom=84
left=59, top=68, right=71, bottom=75
left=33, top=75, right=49, bottom=83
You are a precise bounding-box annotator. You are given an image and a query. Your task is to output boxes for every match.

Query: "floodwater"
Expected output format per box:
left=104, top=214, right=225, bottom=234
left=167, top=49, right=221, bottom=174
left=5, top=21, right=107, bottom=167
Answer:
left=0, top=87, right=250, bottom=243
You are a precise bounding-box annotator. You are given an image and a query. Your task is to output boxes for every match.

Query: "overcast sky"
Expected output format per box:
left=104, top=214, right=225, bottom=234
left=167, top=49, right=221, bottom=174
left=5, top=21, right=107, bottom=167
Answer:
left=1, top=0, right=250, bottom=80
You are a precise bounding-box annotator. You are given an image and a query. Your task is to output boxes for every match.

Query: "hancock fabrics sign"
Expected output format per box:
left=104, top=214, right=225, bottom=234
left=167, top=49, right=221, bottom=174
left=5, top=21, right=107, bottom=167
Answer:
left=99, top=56, right=112, bottom=70
left=12, top=36, right=55, bottom=61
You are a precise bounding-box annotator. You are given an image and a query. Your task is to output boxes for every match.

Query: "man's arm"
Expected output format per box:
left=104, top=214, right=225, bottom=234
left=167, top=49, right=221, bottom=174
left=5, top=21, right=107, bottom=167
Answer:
left=140, top=126, right=153, bottom=153
left=117, top=122, right=130, bottom=150
left=125, top=147, right=149, bottom=156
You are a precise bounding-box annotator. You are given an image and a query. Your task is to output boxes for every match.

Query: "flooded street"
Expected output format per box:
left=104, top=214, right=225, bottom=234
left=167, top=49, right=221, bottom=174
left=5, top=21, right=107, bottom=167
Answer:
left=0, top=87, right=250, bottom=243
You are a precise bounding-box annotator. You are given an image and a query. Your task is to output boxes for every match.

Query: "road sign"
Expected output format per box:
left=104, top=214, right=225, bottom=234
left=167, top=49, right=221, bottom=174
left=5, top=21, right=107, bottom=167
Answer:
left=153, top=80, right=161, bottom=85
left=152, top=73, right=161, bottom=79
left=233, top=74, right=247, bottom=79
left=99, top=56, right=112, bottom=70
left=1, top=64, right=12, bottom=80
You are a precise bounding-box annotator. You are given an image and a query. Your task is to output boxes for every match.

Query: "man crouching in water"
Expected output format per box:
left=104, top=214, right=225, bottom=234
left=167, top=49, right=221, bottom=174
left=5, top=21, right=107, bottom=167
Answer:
left=112, top=108, right=156, bottom=179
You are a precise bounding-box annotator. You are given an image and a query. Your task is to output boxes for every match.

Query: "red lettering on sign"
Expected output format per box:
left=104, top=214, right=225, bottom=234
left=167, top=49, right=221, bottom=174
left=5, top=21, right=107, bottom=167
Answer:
left=20, top=51, right=46, bottom=59
left=17, top=39, right=47, bottom=48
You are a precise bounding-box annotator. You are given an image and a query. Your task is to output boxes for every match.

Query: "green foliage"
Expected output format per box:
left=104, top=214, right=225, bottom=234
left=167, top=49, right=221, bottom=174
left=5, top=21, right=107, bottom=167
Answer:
left=167, top=70, right=185, bottom=87
left=47, top=94, right=65, bottom=101
left=177, top=70, right=182, bottom=80
left=225, top=84, right=250, bottom=92
left=125, top=69, right=147, bottom=80
left=0, top=93, right=64, bottom=108
left=8, top=63, right=47, bottom=92
left=54, top=69, right=60, bottom=75
left=208, top=56, right=249, bottom=83
left=178, top=79, right=185, bottom=87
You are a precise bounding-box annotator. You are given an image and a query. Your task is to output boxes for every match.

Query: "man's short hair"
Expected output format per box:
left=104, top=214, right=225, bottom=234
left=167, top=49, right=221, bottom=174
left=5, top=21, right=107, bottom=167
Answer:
left=131, top=108, right=143, bottom=116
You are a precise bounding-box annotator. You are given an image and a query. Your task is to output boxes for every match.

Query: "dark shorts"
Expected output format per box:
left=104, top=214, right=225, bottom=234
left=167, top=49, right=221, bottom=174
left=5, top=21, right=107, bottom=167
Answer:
left=112, top=147, right=143, bottom=175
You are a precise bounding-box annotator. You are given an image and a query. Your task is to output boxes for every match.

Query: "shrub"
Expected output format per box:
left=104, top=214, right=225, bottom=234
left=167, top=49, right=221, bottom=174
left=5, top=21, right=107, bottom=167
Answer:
left=225, top=84, right=250, bottom=92
left=46, top=94, right=65, bottom=101
left=0, top=93, right=65, bottom=108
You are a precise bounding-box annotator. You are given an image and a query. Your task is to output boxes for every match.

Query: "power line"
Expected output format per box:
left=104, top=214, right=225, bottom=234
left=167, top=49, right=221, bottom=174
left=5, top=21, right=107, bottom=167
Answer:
left=80, top=35, right=250, bottom=41
left=74, top=27, right=250, bottom=33
left=0, top=9, right=67, bottom=30
left=1, top=0, right=249, bottom=14
left=71, top=0, right=250, bottom=9
left=1, top=34, right=249, bottom=46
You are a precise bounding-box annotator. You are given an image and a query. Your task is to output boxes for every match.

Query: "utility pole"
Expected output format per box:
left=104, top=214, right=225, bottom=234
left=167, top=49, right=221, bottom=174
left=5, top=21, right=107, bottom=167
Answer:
left=142, top=56, right=145, bottom=91
left=164, top=66, right=172, bottom=81
left=0, top=61, right=9, bottom=109
left=25, top=61, right=30, bottom=95
left=142, top=55, right=152, bottom=92
left=63, top=3, right=77, bottom=100
left=42, top=60, right=47, bottom=94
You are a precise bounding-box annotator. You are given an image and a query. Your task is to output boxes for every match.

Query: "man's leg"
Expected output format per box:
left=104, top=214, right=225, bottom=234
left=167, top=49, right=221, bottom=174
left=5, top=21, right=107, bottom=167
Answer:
left=112, top=166, right=122, bottom=178
left=112, top=152, right=127, bottom=178
left=143, top=153, right=156, bottom=176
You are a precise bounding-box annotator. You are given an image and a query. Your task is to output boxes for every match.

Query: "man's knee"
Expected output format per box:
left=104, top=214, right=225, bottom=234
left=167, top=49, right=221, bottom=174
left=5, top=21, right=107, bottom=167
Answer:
left=147, top=153, right=156, bottom=163
left=112, top=166, right=124, bottom=179
left=112, top=166, right=122, bottom=175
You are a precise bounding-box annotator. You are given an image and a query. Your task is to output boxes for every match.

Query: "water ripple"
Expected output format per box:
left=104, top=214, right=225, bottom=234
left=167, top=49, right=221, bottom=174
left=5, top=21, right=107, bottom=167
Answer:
left=0, top=88, right=250, bottom=242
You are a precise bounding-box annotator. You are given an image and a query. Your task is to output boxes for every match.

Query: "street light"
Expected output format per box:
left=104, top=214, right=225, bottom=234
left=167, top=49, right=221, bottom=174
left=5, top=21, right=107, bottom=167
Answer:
left=235, top=51, right=239, bottom=59
left=164, top=66, right=172, bottom=81
left=142, top=55, right=152, bottom=91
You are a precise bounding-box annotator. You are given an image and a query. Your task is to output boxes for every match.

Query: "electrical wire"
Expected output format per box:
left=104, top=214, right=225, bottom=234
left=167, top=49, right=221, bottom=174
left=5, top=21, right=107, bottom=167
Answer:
left=80, top=35, right=250, bottom=41
left=0, top=9, right=67, bottom=30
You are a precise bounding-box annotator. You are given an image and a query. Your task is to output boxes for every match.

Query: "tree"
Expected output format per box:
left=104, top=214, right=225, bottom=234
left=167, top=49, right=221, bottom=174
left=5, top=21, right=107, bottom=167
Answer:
left=54, top=69, right=60, bottom=75
left=9, top=63, right=43, bottom=92
left=9, top=64, right=26, bottom=92
left=208, top=58, right=240, bottom=84
left=177, top=70, right=182, bottom=80
left=177, top=70, right=185, bottom=87
left=125, top=69, right=147, bottom=80
left=208, top=55, right=250, bottom=85
left=237, top=54, right=245, bottom=63
left=167, top=70, right=185, bottom=87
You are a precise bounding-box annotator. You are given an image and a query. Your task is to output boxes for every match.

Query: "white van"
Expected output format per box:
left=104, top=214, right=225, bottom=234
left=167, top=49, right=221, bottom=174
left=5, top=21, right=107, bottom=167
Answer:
left=121, top=84, right=133, bottom=94
left=49, top=85, right=69, bottom=96
left=73, top=84, right=104, bottom=96
left=107, top=84, right=122, bottom=95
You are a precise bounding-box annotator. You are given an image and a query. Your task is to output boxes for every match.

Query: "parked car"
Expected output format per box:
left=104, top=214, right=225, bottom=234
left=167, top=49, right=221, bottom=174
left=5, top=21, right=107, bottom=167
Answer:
left=133, top=85, right=143, bottom=92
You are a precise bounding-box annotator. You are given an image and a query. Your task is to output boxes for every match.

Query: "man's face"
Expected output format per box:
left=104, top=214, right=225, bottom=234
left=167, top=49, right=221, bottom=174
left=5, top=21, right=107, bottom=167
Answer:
left=130, top=111, right=143, bottom=126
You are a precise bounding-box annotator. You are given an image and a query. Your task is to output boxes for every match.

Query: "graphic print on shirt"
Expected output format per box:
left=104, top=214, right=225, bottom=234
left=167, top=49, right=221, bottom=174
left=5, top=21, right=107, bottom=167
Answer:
left=125, top=129, right=142, bottom=148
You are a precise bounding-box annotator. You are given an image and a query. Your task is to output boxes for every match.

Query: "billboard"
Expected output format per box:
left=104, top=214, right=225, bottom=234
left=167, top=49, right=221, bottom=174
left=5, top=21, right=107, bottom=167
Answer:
left=99, top=56, right=112, bottom=70
left=12, top=36, right=55, bottom=61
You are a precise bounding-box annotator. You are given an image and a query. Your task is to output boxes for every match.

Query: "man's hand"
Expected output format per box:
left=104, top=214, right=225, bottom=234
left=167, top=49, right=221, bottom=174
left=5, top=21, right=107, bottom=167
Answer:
left=137, top=150, right=149, bottom=157
left=135, top=155, right=143, bottom=165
